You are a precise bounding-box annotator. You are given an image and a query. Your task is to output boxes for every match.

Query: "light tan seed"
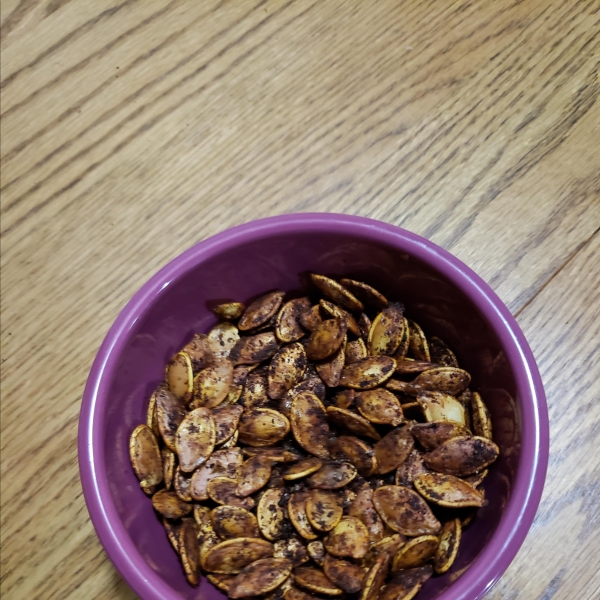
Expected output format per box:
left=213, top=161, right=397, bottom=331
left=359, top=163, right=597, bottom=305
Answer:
left=329, top=436, right=377, bottom=478
left=319, top=299, right=362, bottom=337
left=294, top=566, right=344, bottom=596
left=228, top=558, right=293, bottom=598
left=372, top=485, right=441, bottom=537
left=212, top=404, right=243, bottom=445
left=368, top=303, right=405, bottom=356
left=410, top=421, right=470, bottom=451
left=418, top=391, right=467, bottom=427
left=151, top=489, right=192, bottom=519
left=237, top=455, right=274, bottom=496
left=178, top=518, right=200, bottom=585
left=175, top=407, right=216, bottom=472
left=433, top=518, right=462, bottom=574
left=305, top=318, right=348, bottom=361
left=326, top=407, right=381, bottom=441
left=316, top=335, right=346, bottom=387
left=423, top=436, right=499, bottom=476
left=339, top=356, right=397, bottom=389
left=340, top=278, right=388, bottom=309
left=414, top=472, right=485, bottom=507
left=155, top=386, right=186, bottom=452
left=308, top=462, right=357, bottom=490
left=129, top=424, right=163, bottom=490
left=230, top=332, right=280, bottom=365
left=471, top=391, right=493, bottom=439
left=311, top=274, right=364, bottom=312
left=212, top=505, right=260, bottom=539
left=146, top=391, right=160, bottom=437
left=411, top=367, right=471, bottom=395
left=290, top=392, right=331, bottom=459
left=289, top=491, right=318, bottom=540
left=306, top=490, right=343, bottom=532
left=348, top=485, right=385, bottom=543
left=268, top=342, right=307, bottom=399
left=373, top=427, right=414, bottom=474
left=257, top=488, right=288, bottom=541
left=283, top=458, right=323, bottom=481
left=214, top=302, right=245, bottom=321
left=207, top=322, right=240, bottom=359
left=191, top=358, right=234, bottom=409
left=190, top=447, right=243, bottom=501
left=238, top=408, right=290, bottom=447
left=407, top=320, right=430, bottom=362
left=166, top=351, right=193, bottom=402
left=274, top=538, right=309, bottom=567
left=324, top=516, right=370, bottom=559
left=238, top=291, right=285, bottom=331
left=202, top=537, right=274, bottom=574
left=356, top=389, right=404, bottom=426
left=182, top=333, right=215, bottom=371
left=206, top=477, right=255, bottom=510
left=276, top=298, right=310, bottom=342
left=323, top=554, right=366, bottom=593
left=392, top=535, right=439, bottom=570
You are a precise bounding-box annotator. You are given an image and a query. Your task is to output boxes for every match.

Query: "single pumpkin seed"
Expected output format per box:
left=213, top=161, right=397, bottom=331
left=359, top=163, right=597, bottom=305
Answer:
left=372, top=485, right=441, bottom=537
left=316, top=335, right=346, bottom=387
left=179, top=518, right=200, bottom=585
left=308, top=462, right=357, bottom=490
left=433, top=518, right=461, bottom=574
left=257, top=487, right=288, bottom=541
left=175, top=406, right=216, bottom=472
left=358, top=312, right=372, bottom=341
left=190, top=447, right=243, bottom=501
left=305, top=318, right=348, bottom=361
left=294, top=566, right=343, bottom=596
left=414, top=472, right=485, bottom=508
left=230, top=332, right=280, bottom=365
left=163, top=517, right=181, bottom=553
left=331, top=388, right=355, bottom=409
left=244, top=447, right=302, bottom=462
left=391, top=535, right=438, bottom=570
left=368, top=303, right=405, bottom=356
left=237, top=454, right=274, bottom=496
left=418, top=391, right=466, bottom=427
left=161, top=447, right=175, bottom=491
left=281, top=377, right=326, bottom=417
left=356, top=389, right=404, bottom=426
left=207, top=573, right=237, bottom=593
left=339, top=278, right=388, bottom=309
left=324, top=516, right=370, bottom=559
left=213, top=404, right=243, bottom=445
left=373, top=426, right=414, bottom=474
left=276, top=298, right=310, bottom=342
left=274, top=537, right=310, bottom=567
left=129, top=424, right=163, bottom=490
left=410, top=421, right=470, bottom=451
left=182, top=333, right=215, bottom=371
left=306, top=540, right=326, bottom=566
left=268, top=342, right=307, bottom=399
left=202, top=537, right=274, bottom=574
left=310, top=274, right=364, bottom=312
left=207, top=322, right=240, bottom=359
left=395, top=450, right=428, bottom=487
left=326, top=407, right=381, bottom=440
left=228, top=558, right=293, bottom=598
left=329, top=436, right=377, bottom=478
left=348, top=485, right=385, bottom=543
left=289, top=491, right=318, bottom=540
left=194, top=504, right=214, bottom=541
left=362, top=535, right=406, bottom=568
left=407, top=320, right=430, bottom=362
left=298, top=304, right=322, bottom=332
left=240, top=369, right=269, bottom=409
left=393, top=318, right=411, bottom=361
left=423, top=436, right=499, bottom=476
left=155, top=386, right=186, bottom=452
left=166, top=351, right=193, bottom=402
left=394, top=359, right=437, bottom=375
left=429, top=336, right=459, bottom=368
left=191, top=358, right=234, bottom=409
left=319, top=299, right=361, bottom=337
left=306, top=490, right=344, bottom=532
left=207, top=477, right=255, bottom=510
left=174, top=467, right=193, bottom=501
left=238, top=408, right=290, bottom=447
left=471, top=391, right=493, bottom=439
left=379, top=566, right=433, bottom=600
left=214, top=302, right=245, bottom=321
left=238, top=291, right=286, bottom=331
left=283, top=458, right=323, bottom=481
left=345, top=338, right=367, bottom=364
left=212, top=505, right=260, bottom=539
left=290, top=392, right=331, bottom=459
left=411, top=367, right=471, bottom=395
left=463, top=469, right=488, bottom=488
left=339, top=356, right=397, bottom=389
left=151, top=489, right=192, bottom=519
left=323, top=554, right=366, bottom=593
left=146, top=390, right=160, bottom=437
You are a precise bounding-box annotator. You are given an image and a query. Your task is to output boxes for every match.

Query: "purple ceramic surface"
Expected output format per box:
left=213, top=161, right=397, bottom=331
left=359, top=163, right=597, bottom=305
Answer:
left=79, top=213, right=548, bottom=600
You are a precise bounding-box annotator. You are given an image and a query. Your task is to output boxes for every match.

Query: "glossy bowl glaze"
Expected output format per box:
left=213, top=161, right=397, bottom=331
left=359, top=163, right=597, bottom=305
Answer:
left=79, top=213, right=548, bottom=600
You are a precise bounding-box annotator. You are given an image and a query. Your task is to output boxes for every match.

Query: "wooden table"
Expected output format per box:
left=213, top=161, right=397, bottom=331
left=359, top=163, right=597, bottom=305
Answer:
left=1, top=1, right=598, bottom=598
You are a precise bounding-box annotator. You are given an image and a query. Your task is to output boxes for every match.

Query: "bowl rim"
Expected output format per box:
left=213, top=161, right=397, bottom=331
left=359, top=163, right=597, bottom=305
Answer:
left=78, top=212, right=549, bottom=600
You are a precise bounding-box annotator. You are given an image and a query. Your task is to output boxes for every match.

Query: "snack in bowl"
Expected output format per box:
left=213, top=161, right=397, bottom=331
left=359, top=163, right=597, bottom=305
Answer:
left=129, top=273, right=499, bottom=599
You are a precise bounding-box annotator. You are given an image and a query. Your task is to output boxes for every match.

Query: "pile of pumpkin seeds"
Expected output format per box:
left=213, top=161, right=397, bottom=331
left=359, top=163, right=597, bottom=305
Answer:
left=130, top=274, right=499, bottom=600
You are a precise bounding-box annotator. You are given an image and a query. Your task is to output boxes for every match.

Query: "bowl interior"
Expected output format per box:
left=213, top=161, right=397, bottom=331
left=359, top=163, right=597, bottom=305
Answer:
left=97, top=225, right=523, bottom=599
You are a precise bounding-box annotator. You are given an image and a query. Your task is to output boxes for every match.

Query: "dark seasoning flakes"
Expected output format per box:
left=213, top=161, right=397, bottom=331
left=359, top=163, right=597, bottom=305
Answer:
left=129, top=273, right=500, bottom=599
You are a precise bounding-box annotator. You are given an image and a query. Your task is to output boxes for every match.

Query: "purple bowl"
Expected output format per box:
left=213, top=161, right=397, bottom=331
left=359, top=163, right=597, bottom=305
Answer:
left=79, top=213, right=548, bottom=600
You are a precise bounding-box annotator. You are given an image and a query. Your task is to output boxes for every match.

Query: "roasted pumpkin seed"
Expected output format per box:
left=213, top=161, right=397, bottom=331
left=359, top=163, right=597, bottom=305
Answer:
left=294, top=566, right=343, bottom=596
left=174, top=467, right=193, bottom=501
left=182, top=333, right=215, bottom=371
left=311, top=274, right=364, bottom=312
left=238, top=408, right=290, bottom=447
left=360, top=549, right=391, bottom=600
left=230, top=332, right=280, bottom=365
left=163, top=517, right=181, bottom=553
left=213, top=404, right=244, bottom=445
left=373, top=426, right=414, bottom=474
left=276, top=298, right=310, bottom=342
left=393, top=359, right=437, bottom=375
left=379, top=566, right=433, bottom=600
left=320, top=299, right=361, bottom=337
left=329, top=436, right=377, bottom=478
left=308, top=462, right=357, bottom=490
left=368, top=303, right=405, bottom=356
left=464, top=469, right=488, bottom=488
left=331, top=388, right=355, bottom=409
left=190, top=447, right=243, bottom=501
left=178, top=518, right=200, bottom=585
left=414, top=473, right=485, bottom=508
left=298, top=304, right=322, bottom=332
left=391, top=535, right=438, bottom=570
left=151, top=489, right=192, bottom=519
left=433, top=518, right=461, bottom=574
left=155, top=386, right=186, bottom=452
left=358, top=312, right=372, bottom=340
left=244, top=447, right=302, bottom=463
left=257, top=488, right=288, bottom=541
left=395, top=450, right=428, bottom=487
left=228, top=558, right=293, bottom=598
left=202, top=537, right=274, bottom=574
left=146, top=390, right=160, bottom=437
left=315, top=336, right=346, bottom=387
left=194, top=504, right=214, bottom=540
left=324, top=516, right=370, bottom=559
left=339, top=278, right=388, bottom=309
left=240, top=369, right=269, bottom=409
left=290, top=392, right=331, bottom=459
left=237, top=454, right=274, bottom=496
left=423, top=436, right=499, bottom=476
left=239, top=291, right=285, bottom=331
left=418, top=391, right=466, bottom=427
left=175, top=406, right=216, bottom=472
left=129, top=424, right=163, bottom=491
left=207, top=322, right=240, bottom=359
left=166, top=351, right=193, bottom=402
left=362, top=535, right=406, bottom=568
left=393, top=318, right=411, bottom=361
left=339, top=356, right=396, bottom=389
left=207, top=477, right=255, bottom=510
left=283, top=458, right=323, bottom=481
left=373, top=486, right=441, bottom=537
left=273, top=537, right=309, bottom=567
left=356, top=389, right=404, bottom=426
left=306, top=540, right=326, bottom=566
left=306, top=490, right=343, bottom=532
left=410, top=421, right=470, bottom=451
left=305, top=318, right=348, bottom=361
left=191, top=358, right=234, bottom=409
left=348, top=485, right=385, bottom=542
left=284, top=587, right=317, bottom=600
left=407, top=320, right=430, bottom=362
left=429, top=337, right=459, bottom=368
left=161, top=447, right=175, bottom=491
left=323, top=554, right=366, bottom=593
left=345, top=338, right=367, bottom=364
left=471, top=391, right=493, bottom=439
left=326, top=407, right=381, bottom=440
left=207, top=573, right=237, bottom=593
left=214, top=302, right=245, bottom=321
left=281, top=378, right=326, bottom=417
left=411, top=367, right=470, bottom=395
left=268, top=343, right=307, bottom=399
left=212, top=505, right=261, bottom=539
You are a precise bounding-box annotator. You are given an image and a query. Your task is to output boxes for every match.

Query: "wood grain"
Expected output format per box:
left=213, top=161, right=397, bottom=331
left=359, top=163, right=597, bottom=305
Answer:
left=0, top=1, right=598, bottom=599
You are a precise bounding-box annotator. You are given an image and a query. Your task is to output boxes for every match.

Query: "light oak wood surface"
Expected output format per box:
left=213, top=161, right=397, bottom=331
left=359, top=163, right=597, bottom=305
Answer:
left=1, top=1, right=598, bottom=599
